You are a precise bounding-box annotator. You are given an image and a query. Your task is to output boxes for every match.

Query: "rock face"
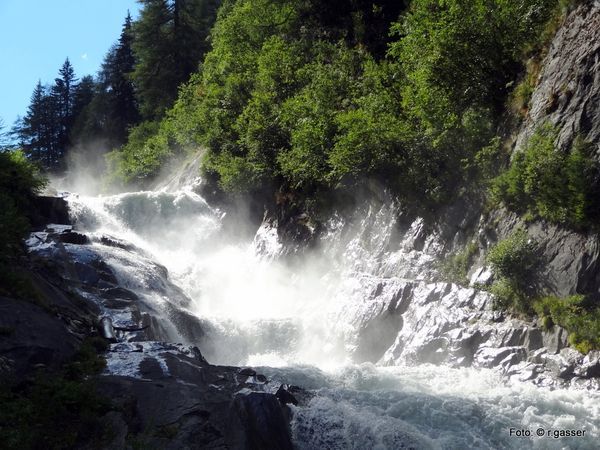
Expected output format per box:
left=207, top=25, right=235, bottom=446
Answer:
left=29, top=196, right=71, bottom=230
left=483, top=1, right=600, bottom=299
left=336, top=271, right=600, bottom=389
left=465, top=2, right=600, bottom=299
left=14, top=216, right=298, bottom=449
left=99, top=342, right=295, bottom=449
left=471, top=208, right=600, bottom=298
left=26, top=224, right=207, bottom=345
left=0, top=267, right=99, bottom=380
left=515, top=1, right=600, bottom=154
left=312, top=192, right=599, bottom=390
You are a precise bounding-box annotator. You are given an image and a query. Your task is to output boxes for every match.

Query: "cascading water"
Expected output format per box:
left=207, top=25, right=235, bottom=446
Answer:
left=49, top=178, right=600, bottom=449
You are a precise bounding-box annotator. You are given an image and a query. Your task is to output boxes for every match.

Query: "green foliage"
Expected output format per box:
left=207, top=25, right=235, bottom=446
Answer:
left=489, top=278, right=528, bottom=312
left=440, top=240, right=479, bottom=285
left=487, top=229, right=539, bottom=313
left=534, top=295, right=600, bottom=353
left=0, top=337, right=111, bottom=449
left=487, top=229, right=538, bottom=285
left=132, top=0, right=221, bottom=120
left=487, top=228, right=600, bottom=354
left=16, top=60, right=81, bottom=171
left=71, top=14, right=140, bottom=151
left=509, top=61, right=539, bottom=116
left=0, top=150, right=46, bottom=260
left=0, top=150, right=47, bottom=301
left=492, top=125, right=600, bottom=229
left=389, top=0, right=554, bottom=127
left=106, top=0, right=560, bottom=211
left=105, top=121, right=166, bottom=184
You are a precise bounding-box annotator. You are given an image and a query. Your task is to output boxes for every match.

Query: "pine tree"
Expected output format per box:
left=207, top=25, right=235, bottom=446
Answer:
left=51, top=58, right=78, bottom=164
left=71, top=13, right=140, bottom=150
left=102, top=12, right=139, bottom=144
left=20, top=81, right=48, bottom=163
left=131, top=0, right=220, bottom=120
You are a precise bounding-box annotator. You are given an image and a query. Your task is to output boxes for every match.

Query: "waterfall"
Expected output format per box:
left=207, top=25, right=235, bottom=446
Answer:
left=28, top=178, right=600, bottom=449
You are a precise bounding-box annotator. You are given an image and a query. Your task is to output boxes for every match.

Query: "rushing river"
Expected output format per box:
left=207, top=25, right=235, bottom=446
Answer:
left=58, top=178, right=600, bottom=450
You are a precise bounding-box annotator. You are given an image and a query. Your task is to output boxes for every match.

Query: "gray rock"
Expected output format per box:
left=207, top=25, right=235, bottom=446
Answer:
left=30, top=196, right=71, bottom=230
left=99, top=344, right=298, bottom=450
left=0, top=296, right=79, bottom=378
left=229, top=392, right=293, bottom=450
left=576, top=350, right=600, bottom=378
left=542, top=325, right=569, bottom=355
left=515, top=2, right=600, bottom=154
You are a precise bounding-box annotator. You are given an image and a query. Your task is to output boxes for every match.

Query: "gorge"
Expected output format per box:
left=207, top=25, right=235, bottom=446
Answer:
left=2, top=1, right=600, bottom=449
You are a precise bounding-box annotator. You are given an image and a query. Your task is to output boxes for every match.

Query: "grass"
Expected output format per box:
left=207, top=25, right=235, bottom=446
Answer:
left=439, top=240, right=479, bottom=285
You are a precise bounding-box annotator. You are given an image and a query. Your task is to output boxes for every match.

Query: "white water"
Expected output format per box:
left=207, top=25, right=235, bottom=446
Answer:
left=62, top=182, right=600, bottom=449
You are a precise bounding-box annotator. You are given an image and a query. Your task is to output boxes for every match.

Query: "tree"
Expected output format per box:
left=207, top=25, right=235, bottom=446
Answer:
left=19, top=81, right=52, bottom=164
left=51, top=58, right=78, bottom=163
left=100, top=12, right=139, bottom=144
left=17, top=60, right=85, bottom=170
left=70, top=13, right=140, bottom=153
left=131, top=0, right=220, bottom=119
left=0, top=118, right=12, bottom=149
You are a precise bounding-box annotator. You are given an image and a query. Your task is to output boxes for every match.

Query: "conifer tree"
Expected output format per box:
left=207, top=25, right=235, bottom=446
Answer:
left=131, top=0, right=220, bottom=119
left=102, top=12, right=139, bottom=144
left=51, top=58, right=78, bottom=163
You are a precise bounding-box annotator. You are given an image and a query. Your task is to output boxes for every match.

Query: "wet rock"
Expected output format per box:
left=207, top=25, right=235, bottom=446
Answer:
left=275, top=384, right=299, bottom=406
left=523, top=328, right=544, bottom=351
left=544, top=348, right=582, bottom=380
left=542, top=326, right=569, bottom=355
left=228, top=392, right=293, bottom=450
left=256, top=374, right=267, bottom=383
left=30, top=196, right=70, bottom=229
left=100, top=287, right=139, bottom=302
left=99, top=317, right=118, bottom=342
left=475, top=347, right=525, bottom=369
left=56, top=231, right=90, bottom=245
left=99, top=345, right=295, bottom=450
left=239, top=367, right=257, bottom=377
left=469, top=267, right=493, bottom=287
left=100, top=235, right=137, bottom=251
left=139, top=357, right=167, bottom=379
left=576, top=351, right=600, bottom=378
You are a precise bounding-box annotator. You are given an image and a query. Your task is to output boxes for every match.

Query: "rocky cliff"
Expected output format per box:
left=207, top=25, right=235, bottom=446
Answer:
left=491, top=0, right=600, bottom=299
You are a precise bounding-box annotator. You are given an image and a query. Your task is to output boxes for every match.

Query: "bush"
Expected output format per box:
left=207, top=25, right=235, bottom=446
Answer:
left=534, top=295, right=600, bottom=353
left=492, top=125, right=600, bottom=229
left=487, top=229, right=540, bottom=313
left=0, top=150, right=46, bottom=262
left=389, top=0, right=555, bottom=133
left=0, top=337, right=111, bottom=449
left=439, top=240, right=479, bottom=285
left=487, top=229, right=538, bottom=286
left=104, top=0, right=560, bottom=211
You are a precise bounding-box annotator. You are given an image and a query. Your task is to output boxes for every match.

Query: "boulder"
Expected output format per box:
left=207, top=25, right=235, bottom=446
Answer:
left=228, top=392, right=293, bottom=450
left=30, top=196, right=71, bottom=229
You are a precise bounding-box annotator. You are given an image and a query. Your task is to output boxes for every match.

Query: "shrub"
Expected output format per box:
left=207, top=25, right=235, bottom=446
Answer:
left=0, top=149, right=46, bottom=262
left=104, top=0, right=560, bottom=211
left=440, top=240, right=479, bottom=285
left=487, top=229, right=540, bottom=313
left=492, top=125, right=600, bottom=229
left=534, top=295, right=600, bottom=353
left=0, top=337, right=111, bottom=448
left=487, top=229, right=538, bottom=286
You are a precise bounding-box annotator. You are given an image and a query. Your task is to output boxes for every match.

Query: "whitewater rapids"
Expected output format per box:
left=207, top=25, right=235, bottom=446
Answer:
left=59, top=181, right=599, bottom=450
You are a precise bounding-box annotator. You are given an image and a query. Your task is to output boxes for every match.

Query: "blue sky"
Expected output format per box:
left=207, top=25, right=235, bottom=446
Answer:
left=0, top=0, right=141, bottom=130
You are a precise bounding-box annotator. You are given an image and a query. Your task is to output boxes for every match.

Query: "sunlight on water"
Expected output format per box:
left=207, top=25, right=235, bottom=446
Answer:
left=64, top=182, right=600, bottom=449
